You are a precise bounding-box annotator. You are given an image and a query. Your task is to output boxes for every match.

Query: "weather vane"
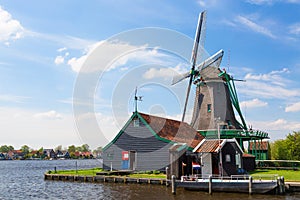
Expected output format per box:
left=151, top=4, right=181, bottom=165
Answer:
left=134, top=87, right=143, bottom=112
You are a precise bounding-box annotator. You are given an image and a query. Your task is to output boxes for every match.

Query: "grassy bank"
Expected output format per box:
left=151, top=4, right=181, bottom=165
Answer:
left=49, top=168, right=299, bottom=182
left=50, top=168, right=166, bottom=179
left=250, top=169, right=300, bottom=182
left=50, top=168, right=103, bottom=176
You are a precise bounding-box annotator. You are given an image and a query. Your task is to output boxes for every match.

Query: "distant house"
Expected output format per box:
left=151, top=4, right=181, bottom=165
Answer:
left=56, top=150, right=70, bottom=159
left=102, top=112, right=204, bottom=171
left=249, top=141, right=269, bottom=160
left=0, top=153, right=5, bottom=160
left=81, top=152, right=93, bottom=159
left=193, top=139, right=244, bottom=177
left=43, top=149, right=56, bottom=159
left=8, top=150, right=25, bottom=160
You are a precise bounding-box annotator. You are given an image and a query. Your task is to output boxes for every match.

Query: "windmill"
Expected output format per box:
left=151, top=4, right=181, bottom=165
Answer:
left=172, top=11, right=247, bottom=133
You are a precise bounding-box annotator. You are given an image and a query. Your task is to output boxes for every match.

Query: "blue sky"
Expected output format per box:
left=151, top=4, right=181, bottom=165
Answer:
left=1, top=0, right=300, bottom=150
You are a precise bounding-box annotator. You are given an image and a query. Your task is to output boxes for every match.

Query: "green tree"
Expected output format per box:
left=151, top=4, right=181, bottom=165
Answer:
left=68, top=145, right=76, bottom=153
left=0, top=145, right=10, bottom=153
left=81, top=144, right=90, bottom=152
left=21, top=145, right=30, bottom=154
left=271, top=131, right=300, bottom=160
left=286, top=132, right=300, bottom=160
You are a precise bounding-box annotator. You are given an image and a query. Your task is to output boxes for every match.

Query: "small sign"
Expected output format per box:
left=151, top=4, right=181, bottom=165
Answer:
left=122, top=151, right=129, bottom=160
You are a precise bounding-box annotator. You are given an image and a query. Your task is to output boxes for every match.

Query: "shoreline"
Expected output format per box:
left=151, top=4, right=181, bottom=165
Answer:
left=44, top=173, right=300, bottom=194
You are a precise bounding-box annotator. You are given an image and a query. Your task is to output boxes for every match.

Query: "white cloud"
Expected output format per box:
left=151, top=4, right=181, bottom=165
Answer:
left=251, top=118, right=300, bottom=132
left=246, top=0, right=300, bottom=5
left=285, top=102, right=300, bottom=112
left=246, top=0, right=275, bottom=5
left=239, top=80, right=299, bottom=99
left=0, top=6, right=24, bottom=44
left=238, top=68, right=299, bottom=99
left=0, top=94, right=30, bottom=103
left=244, top=68, right=289, bottom=86
left=143, top=64, right=187, bottom=80
left=289, top=23, right=300, bottom=35
left=0, top=107, right=81, bottom=149
left=235, top=15, right=276, bottom=39
left=66, top=40, right=173, bottom=73
left=34, top=110, right=63, bottom=120
left=57, top=47, right=67, bottom=52
left=54, top=55, right=65, bottom=65
left=240, top=98, right=268, bottom=108
left=197, top=0, right=217, bottom=7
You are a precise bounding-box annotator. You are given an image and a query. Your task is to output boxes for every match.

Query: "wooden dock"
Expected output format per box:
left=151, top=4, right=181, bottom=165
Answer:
left=44, top=174, right=300, bottom=195
left=44, top=174, right=170, bottom=186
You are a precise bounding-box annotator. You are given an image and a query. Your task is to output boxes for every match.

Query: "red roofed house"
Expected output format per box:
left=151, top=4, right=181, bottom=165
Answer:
left=248, top=141, right=269, bottom=160
left=102, top=112, right=204, bottom=173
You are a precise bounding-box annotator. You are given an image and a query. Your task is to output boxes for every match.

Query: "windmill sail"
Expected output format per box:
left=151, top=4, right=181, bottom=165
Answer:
left=181, top=11, right=206, bottom=122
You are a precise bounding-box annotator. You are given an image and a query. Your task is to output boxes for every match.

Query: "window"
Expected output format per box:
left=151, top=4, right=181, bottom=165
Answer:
left=207, top=104, right=211, bottom=113
left=133, top=119, right=139, bottom=127
left=107, top=151, right=114, bottom=160
left=226, top=154, right=231, bottom=162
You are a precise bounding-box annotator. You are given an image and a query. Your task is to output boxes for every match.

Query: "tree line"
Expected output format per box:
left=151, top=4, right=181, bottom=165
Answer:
left=270, top=131, right=300, bottom=160
left=0, top=144, right=103, bottom=160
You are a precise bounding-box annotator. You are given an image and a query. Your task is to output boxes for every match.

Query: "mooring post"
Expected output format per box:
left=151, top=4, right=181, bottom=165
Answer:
left=276, top=177, right=281, bottom=194
left=209, top=175, right=212, bottom=195
left=166, top=167, right=169, bottom=187
left=249, top=176, right=253, bottom=195
left=278, top=176, right=285, bottom=194
left=171, top=175, right=176, bottom=195
left=281, top=176, right=285, bottom=194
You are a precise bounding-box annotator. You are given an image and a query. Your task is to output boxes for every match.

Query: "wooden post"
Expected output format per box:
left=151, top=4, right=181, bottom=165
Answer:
left=166, top=167, right=169, bottom=187
left=278, top=176, right=285, bottom=194
left=249, top=176, right=252, bottom=195
left=209, top=175, right=212, bottom=195
left=171, top=175, right=176, bottom=195
left=276, top=177, right=280, bottom=194
left=281, top=176, right=285, bottom=194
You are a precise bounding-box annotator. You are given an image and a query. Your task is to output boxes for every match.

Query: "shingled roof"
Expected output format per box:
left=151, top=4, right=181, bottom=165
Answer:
left=249, top=141, right=269, bottom=151
left=139, top=112, right=204, bottom=148
left=193, top=139, right=223, bottom=153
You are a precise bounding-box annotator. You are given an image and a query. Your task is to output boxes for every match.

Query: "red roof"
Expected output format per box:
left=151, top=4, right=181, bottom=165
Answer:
left=194, top=139, right=223, bottom=153
left=249, top=141, right=269, bottom=151
left=139, top=112, right=204, bottom=148
left=243, top=153, right=255, bottom=158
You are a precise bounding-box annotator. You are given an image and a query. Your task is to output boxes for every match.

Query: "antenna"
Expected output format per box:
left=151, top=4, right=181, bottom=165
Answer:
left=227, top=49, right=230, bottom=72
left=134, top=87, right=143, bottom=112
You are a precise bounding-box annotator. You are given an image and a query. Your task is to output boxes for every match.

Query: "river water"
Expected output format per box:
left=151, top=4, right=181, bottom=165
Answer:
left=0, top=160, right=299, bottom=199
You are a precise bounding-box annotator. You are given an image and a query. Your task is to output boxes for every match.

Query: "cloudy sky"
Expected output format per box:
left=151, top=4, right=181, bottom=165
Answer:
left=1, top=0, right=300, bottom=150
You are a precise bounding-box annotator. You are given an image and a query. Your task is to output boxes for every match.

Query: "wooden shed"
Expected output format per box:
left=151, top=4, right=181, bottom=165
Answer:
left=102, top=111, right=204, bottom=171
left=193, top=138, right=244, bottom=177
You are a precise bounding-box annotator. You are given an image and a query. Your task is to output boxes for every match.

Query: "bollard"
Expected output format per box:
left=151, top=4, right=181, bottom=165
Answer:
left=165, top=167, right=169, bottom=187
left=171, top=175, right=176, bottom=195
left=249, top=176, right=252, bottom=195
left=277, top=177, right=281, bottom=194
left=209, top=175, right=212, bottom=195
left=281, top=176, right=285, bottom=194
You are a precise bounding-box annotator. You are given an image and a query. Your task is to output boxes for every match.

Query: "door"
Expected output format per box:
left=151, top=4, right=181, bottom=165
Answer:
left=201, top=153, right=212, bottom=178
left=129, top=150, right=136, bottom=170
left=121, top=151, right=129, bottom=169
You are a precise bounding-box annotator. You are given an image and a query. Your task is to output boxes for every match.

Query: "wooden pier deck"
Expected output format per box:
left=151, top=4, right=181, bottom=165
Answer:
left=44, top=174, right=170, bottom=186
